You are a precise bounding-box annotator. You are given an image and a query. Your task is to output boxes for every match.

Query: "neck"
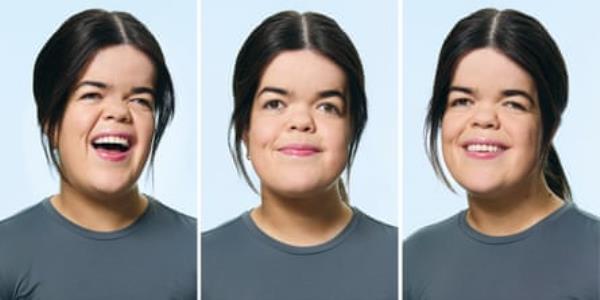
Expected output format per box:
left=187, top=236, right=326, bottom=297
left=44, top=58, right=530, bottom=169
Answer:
left=466, top=176, right=564, bottom=236
left=251, top=181, right=353, bottom=246
left=51, top=180, right=148, bottom=232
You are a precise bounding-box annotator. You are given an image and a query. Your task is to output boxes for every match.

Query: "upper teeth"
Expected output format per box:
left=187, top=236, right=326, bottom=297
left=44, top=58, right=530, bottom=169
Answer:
left=94, top=136, right=129, bottom=147
left=467, top=144, right=500, bottom=152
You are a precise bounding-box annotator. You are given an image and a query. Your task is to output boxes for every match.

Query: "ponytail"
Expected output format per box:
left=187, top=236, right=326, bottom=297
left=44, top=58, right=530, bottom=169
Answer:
left=543, top=145, right=572, bottom=201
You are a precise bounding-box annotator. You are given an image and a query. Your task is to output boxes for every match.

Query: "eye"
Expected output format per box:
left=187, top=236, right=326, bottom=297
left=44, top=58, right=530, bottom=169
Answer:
left=448, top=97, right=472, bottom=108
left=503, top=100, right=528, bottom=111
left=130, top=97, right=155, bottom=110
left=80, top=92, right=102, bottom=101
left=317, top=102, right=342, bottom=115
left=263, top=99, right=285, bottom=110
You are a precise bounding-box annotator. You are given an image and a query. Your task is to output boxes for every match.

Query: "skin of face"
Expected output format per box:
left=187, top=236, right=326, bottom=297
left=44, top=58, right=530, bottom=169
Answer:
left=56, top=44, right=156, bottom=200
left=442, top=48, right=543, bottom=199
left=246, top=49, right=351, bottom=199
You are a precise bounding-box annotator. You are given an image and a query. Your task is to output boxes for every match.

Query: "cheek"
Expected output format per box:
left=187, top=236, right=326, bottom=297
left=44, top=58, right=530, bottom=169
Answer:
left=58, top=107, right=96, bottom=148
left=247, top=118, right=280, bottom=151
left=135, top=113, right=156, bottom=145
left=512, top=119, right=542, bottom=158
left=440, top=115, right=458, bottom=151
left=320, top=119, right=351, bottom=161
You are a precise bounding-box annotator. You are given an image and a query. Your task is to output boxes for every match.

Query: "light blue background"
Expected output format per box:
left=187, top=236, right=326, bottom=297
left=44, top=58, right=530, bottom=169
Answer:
left=0, top=1, right=196, bottom=220
left=202, top=0, right=398, bottom=230
left=404, top=1, right=600, bottom=237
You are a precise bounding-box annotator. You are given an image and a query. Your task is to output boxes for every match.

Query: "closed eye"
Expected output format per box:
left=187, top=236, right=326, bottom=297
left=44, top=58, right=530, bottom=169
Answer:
left=130, top=97, right=155, bottom=110
left=503, top=100, right=528, bottom=111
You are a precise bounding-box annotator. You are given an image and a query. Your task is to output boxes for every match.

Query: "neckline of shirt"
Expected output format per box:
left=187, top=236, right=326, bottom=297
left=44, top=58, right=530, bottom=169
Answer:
left=42, top=195, right=156, bottom=240
left=241, top=206, right=363, bottom=255
left=457, top=201, right=574, bottom=245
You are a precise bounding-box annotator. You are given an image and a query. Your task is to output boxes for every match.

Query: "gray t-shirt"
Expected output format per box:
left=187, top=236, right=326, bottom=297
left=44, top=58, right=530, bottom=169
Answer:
left=202, top=207, right=397, bottom=300
left=0, top=197, right=196, bottom=300
left=403, top=203, right=600, bottom=300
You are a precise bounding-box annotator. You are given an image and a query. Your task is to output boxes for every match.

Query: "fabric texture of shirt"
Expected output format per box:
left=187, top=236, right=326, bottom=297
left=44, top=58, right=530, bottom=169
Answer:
left=0, top=197, right=196, bottom=300
left=403, top=202, right=600, bottom=300
left=202, top=207, right=398, bottom=300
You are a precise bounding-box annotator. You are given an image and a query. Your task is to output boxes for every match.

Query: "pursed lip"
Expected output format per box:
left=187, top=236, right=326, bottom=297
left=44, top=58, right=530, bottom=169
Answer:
left=278, top=143, right=322, bottom=157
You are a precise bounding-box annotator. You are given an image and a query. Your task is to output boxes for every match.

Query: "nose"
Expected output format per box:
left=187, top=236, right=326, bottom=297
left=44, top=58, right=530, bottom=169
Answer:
left=288, top=107, right=315, bottom=133
left=102, top=97, right=132, bottom=123
left=470, top=103, right=499, bottom=129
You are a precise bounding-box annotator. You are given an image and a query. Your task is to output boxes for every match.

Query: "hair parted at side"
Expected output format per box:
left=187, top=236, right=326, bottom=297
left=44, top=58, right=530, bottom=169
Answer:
left=34, top=8, right=175, bottom=179
left=425, top=8, right=572, bottom=200
left=230, top=10, right=368, bottom=192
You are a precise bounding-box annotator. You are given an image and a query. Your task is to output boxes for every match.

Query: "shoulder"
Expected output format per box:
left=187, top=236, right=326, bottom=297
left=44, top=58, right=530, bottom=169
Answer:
left=0, top=201, right=48, bottom=296
left=0, top=200, right=48, bottom=241
left=354, top=208, right=398, bottom=244
left=201, top=213, right=246, bottom=248
left=148, top=197, right=196, bottom=233
left=403, top=212, right=462, bottom=256
left=550, top=203, right=600, bottom=238
left=568, top=204, right=600, bottom=225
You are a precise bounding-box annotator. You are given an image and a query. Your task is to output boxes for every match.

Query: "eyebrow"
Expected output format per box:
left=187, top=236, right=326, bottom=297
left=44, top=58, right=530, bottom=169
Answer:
left=319, top=89, right=346, bottom=101
left=76, top=80, right=107, bottom=90
left=75, top=80, right=155, bottom=96
left=449, top=85, right=534, bottom=104
left=131, top=86, right=156, bottom=96
left=502, top=89, right=534, bottom=104
left=257, top=86, right=346, bottom=101
left=256, top=86, right=288, bottom=97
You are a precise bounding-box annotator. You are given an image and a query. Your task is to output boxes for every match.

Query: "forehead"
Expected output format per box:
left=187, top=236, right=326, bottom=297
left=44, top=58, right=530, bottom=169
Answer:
left=78, top=44, right=155, bottom=87
left=257, top=49, right=346, bottom=94
left=451, top=48, right=536, bottom=97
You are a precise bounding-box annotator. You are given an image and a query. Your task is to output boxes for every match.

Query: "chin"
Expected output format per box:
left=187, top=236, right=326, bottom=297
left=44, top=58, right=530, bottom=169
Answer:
left=88, top=175, right=137, bottom=198
left=460, top=180, right=507, bottom=199
left=266, top=178, right=333, bottom=199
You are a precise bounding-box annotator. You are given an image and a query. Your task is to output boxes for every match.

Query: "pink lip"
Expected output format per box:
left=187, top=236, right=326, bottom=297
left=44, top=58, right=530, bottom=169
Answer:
left=461, top=138, right=508, bottom=160
left=90, top=132, right=135, bottom=162
left=278, top=144, right=321, bottom=157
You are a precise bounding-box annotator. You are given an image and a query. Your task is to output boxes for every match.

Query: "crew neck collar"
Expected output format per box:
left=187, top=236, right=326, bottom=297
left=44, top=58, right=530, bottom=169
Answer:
left=458, top=201, right=573, bottom=244
left=241, top=207, right=362, bottom=255
left=42, top=195, right=155, bottom=240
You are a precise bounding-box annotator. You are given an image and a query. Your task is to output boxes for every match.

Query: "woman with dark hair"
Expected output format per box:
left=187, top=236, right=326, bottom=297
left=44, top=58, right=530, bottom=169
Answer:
left=202, top=10, right=397, bottom=300
left=404, top=8, right=600, bottom=299
left=0, top=9, right=196, bottom=299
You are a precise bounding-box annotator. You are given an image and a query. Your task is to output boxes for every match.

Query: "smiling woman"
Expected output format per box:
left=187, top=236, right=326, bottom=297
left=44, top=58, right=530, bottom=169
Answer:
left=202, top=10, right=397, bottom=300
left=403, top=8, right=600, bottom=300
left=0, top=9, right=196, bottom=299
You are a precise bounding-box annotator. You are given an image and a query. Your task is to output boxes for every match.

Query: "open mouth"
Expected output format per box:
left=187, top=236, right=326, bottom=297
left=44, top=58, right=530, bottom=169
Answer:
left=92, top=136, right=131, bottom=152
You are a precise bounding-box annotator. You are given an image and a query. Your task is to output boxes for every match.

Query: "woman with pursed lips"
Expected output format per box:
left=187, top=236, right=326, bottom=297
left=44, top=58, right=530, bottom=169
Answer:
left=0, top=9, right=195, bottom=299
left=404, top=8, right=600, bottom=300
left=202, top=10, right=397, bottom=300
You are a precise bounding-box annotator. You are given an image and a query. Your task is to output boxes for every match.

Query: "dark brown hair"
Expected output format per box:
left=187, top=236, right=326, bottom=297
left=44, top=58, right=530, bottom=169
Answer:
left=230, top=11, right=368, bottom=192
left=34, top=9, right=175, bottom=178
left=425, top=8, right=571, bottom=200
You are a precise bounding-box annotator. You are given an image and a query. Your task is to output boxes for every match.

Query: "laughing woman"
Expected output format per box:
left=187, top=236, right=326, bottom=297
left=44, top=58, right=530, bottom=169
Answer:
left=0, top=9, right=196, bottom=299
left=404, top=8, right=600, bottom=299
left=202, top=11, right=397, bottom=300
